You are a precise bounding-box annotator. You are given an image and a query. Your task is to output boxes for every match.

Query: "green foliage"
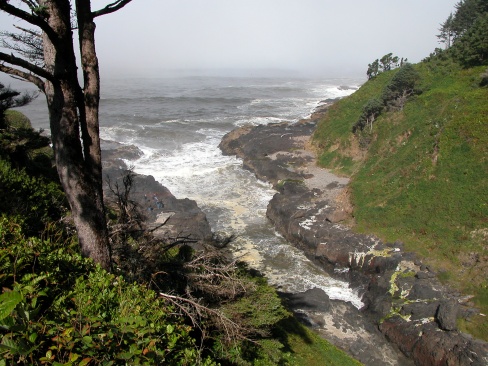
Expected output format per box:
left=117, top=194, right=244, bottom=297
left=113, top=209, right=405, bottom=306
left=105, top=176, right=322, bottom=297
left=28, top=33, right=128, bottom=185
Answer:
left=0, top=85, right=53, bottom=179
left=0, top=159, right=65, bottom=236
left=366, top=59, right=380, bottom=80
left=353, top=64, right=420, bottom=134
left=379, top=53, right=399, bottom=72
left=349, top=63, right=488, bottom=260
left=0, top=215, right=360, bottom=365
left=280, top=319, right=362, bottom=366
left=452, top=13, right=488, bottom=67
left=222, top=278, right=289, bottom=332
left=382, top=63, right=420, bottom=110
left=318, top=152, right=356, bottom=176
left=451, top=0, right=488, bottom=40
left=436, top=0, right=488, bottom=67
left=366, top=53, right=406, bottom=79
left=48, top=269, right=202, bottom=365
left=352, top=98, right=383, bottom=133
left=313, top=71, right=394, bottom=174
left=0, top=191, right=359, bottom=366
left=437, top=13, right=455, bottom=49
left=0, top=83, right=36, bottom=130
left=0, top=217, right=210, bottom=365
left=3, top=110, right=31, bottom=129
left=214, top=279, right=292, bottom=365
left=0, top=110, right=56, bottom=179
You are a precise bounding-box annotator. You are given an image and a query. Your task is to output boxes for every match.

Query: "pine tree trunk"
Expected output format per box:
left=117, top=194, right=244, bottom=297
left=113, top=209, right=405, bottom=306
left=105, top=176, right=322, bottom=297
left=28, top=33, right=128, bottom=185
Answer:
left=40, top=0, right=111, bottom=270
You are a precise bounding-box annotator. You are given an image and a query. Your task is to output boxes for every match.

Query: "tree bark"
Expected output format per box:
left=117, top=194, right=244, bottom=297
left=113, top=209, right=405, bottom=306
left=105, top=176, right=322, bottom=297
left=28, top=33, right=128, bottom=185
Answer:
left=40, top=0, right=111, bottom=270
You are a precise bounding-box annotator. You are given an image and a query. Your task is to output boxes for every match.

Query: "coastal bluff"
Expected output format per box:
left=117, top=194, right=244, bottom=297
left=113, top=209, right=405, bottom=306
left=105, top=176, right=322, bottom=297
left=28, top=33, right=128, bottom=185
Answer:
left=219, top=105, right=488, bottom=366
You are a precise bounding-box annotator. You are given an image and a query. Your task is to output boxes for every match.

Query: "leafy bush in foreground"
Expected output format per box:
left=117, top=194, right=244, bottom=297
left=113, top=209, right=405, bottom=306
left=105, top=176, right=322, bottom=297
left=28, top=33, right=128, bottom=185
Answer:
left=0, top=216, right=211, bottom=365
left=0, top=211, right=358, bottom=365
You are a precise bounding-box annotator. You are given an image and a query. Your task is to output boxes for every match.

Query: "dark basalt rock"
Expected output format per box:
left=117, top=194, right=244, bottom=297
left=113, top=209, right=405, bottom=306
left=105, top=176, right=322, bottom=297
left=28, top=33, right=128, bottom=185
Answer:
left=381, top=318, right=488, bottom=366
left=281, top=289, right=414, bottom=366
left=281, top=287, right=332, bottom=312
left=407, top=281, right=442, bottom=301
left=101, top=139, right=144, bottom=169
left=401, top=301, right=440, bottom=321
left=102, top=143, right=213, bottom=242
left=219, top=121, right=316, bottom=186
left=436, top=299, right=459, bottom=331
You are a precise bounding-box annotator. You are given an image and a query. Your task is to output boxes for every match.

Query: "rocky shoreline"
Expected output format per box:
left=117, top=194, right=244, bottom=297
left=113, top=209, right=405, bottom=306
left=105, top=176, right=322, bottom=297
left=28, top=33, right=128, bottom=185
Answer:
left=101, top=140, right=213, bottom=243
left=219, top=103, right=488, bottom=366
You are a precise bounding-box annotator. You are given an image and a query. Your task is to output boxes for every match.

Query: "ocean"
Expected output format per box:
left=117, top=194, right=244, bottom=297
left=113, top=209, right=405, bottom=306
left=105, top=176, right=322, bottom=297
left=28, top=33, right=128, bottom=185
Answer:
left=17, top=75, right=364, bottom=307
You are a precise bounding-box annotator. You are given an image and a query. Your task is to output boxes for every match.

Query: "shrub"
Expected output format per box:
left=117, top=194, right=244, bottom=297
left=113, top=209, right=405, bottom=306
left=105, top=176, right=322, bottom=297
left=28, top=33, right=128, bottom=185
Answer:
left=381, top=63, right=420, bottom=111
left=0, top=159, right=65, bottom=236
left=0, top=217, right=211, bottom=365
left=352, top=98, right=383, bottom=133
left=0, top=111, right=56, bottom=179
left=353, top=64, right=420, bottom=134
left=3, top=110, right=31, bottom=129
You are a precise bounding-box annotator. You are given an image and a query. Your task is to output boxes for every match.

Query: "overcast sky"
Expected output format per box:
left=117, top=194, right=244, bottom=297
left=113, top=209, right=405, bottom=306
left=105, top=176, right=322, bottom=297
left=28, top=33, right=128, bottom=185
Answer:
left=1, top=0, right=458, bottom=79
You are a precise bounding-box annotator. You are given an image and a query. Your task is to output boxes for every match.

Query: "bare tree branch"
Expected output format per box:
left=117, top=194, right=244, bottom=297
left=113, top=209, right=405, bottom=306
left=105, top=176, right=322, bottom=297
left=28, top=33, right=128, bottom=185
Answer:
left=0, top=51, right=53, bottom=82
left=0, top=1, right=57, bottom=41
left=1, top=27, right=44, bottom=67
left=182, top=248, right=248, bottom=301
left=159, top=292, right=254, bottom=345
left=92, top=0, right=134, bottom=18
left=0, top=64, right=45, bottom=92
left=13, top=24, right=41, bottom=38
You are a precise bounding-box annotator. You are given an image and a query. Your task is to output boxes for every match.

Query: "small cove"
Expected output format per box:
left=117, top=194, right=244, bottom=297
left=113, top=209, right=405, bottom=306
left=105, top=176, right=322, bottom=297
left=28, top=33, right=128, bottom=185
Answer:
left=17, top=75, right=412, bottom=364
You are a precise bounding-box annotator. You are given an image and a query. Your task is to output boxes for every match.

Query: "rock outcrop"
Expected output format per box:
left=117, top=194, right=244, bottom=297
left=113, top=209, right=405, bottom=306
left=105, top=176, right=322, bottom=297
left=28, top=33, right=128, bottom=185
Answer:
left=219, top=110, right=488, bottom=366
left=102, top=140, right=213, bottom=242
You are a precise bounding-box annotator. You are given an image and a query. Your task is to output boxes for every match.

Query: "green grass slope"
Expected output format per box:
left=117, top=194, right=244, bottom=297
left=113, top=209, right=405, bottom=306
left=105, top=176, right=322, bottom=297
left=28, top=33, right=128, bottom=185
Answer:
left=313, top=60, right=488, bottom=340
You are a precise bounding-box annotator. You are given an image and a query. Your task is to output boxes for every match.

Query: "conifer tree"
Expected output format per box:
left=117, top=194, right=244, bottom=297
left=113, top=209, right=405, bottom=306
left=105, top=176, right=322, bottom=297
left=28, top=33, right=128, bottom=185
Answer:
left=437, top=13, right=455, bottom=49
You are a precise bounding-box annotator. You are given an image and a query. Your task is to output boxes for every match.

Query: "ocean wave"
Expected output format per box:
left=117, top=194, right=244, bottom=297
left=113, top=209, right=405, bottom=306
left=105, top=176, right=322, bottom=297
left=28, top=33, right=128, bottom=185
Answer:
left=234, top=116, right=291, bottom=127
left=261, top=243, right=363, bottom=308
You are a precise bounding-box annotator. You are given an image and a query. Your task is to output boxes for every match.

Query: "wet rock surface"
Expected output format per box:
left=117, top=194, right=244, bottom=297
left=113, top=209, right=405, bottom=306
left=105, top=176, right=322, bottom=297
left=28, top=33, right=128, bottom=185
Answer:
left=281, top=289, right=413, bottom=366
left=219, top=106, right=488, bottom=365
left=102, top=140, right=213, bottom=242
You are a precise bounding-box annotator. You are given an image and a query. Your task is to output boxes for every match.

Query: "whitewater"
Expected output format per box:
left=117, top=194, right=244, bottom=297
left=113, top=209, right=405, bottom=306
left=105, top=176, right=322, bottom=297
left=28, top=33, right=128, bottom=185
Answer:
left=17, top=75, right=363, bottom=307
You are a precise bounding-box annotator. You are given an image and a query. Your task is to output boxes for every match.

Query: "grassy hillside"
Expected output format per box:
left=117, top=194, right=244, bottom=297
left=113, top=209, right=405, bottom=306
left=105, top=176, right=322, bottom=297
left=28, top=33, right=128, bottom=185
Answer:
left=312, top=59, right=488, bottom=340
